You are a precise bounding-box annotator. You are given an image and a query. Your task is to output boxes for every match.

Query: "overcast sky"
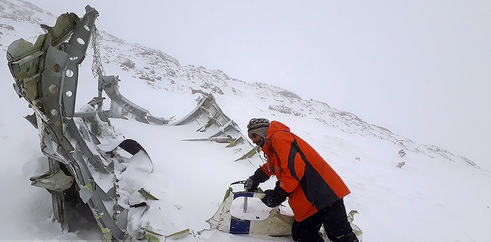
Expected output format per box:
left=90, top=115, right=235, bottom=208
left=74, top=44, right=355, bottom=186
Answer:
left=28, top=0, right=491, bottom=170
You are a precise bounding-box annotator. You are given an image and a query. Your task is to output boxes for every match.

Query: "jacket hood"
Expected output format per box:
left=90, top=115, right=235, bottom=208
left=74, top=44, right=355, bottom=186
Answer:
left=266, top=121, right=290, bottom=137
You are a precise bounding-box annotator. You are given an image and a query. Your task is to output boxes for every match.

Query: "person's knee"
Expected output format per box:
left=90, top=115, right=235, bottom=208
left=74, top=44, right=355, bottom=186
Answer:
left=291, top=222, right=324, bottom=242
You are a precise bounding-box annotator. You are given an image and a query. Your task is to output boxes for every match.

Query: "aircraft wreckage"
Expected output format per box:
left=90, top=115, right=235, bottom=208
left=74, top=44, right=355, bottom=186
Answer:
left=6, top=6, right=362, bottom=241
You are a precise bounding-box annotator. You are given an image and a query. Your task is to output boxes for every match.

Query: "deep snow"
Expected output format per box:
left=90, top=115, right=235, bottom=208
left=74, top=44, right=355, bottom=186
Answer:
left=0, top=1, right=490, bottom=241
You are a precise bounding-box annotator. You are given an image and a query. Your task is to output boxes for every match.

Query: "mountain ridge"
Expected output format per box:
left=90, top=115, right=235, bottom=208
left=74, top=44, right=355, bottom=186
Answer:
left=92, top=15, right=479, bottom=169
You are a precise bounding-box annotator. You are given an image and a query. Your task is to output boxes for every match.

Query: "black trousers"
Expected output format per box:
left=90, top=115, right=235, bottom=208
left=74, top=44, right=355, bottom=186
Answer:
left=291, top=199, right=358, bottom=242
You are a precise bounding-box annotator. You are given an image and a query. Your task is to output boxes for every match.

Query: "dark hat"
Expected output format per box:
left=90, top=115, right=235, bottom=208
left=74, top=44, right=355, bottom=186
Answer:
left=247, top=118, right=270, bottom=138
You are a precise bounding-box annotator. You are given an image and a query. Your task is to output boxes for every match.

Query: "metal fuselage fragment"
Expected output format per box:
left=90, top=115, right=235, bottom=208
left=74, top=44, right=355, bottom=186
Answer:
left=6, top=6, right=155, bottom=241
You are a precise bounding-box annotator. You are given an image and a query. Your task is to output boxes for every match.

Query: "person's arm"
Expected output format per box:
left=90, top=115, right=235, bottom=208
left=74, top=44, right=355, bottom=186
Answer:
left=261, top=132, right=305, bottom=207
left=270, top=132, right=305, bottom=194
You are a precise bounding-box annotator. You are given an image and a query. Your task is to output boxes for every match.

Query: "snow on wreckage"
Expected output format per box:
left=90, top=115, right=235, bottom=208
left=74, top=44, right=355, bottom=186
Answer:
left=6, top=5, right=362, bottom=241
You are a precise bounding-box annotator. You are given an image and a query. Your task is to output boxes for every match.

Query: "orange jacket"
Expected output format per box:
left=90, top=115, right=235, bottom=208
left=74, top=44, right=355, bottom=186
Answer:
left=260, top=121, right=351, bottom=222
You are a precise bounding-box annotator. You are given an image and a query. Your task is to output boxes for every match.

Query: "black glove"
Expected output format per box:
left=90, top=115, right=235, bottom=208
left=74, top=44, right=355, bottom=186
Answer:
left=261, top=182, right=290, bottom=207
left=244, top=167, right=270, bottom=192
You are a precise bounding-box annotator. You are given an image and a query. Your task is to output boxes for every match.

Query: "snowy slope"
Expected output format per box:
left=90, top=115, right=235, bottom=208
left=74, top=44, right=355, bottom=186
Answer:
left=0, top=1, right=490, bottom=241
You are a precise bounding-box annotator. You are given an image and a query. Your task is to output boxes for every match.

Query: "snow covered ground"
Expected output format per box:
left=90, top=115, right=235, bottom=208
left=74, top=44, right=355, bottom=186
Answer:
left=0, top=1, right=490, bottom=241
